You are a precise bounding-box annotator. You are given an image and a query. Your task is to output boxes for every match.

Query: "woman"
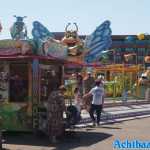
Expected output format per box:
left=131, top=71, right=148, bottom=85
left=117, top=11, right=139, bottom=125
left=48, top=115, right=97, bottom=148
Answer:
left=47, top=85, right=66, bottom=143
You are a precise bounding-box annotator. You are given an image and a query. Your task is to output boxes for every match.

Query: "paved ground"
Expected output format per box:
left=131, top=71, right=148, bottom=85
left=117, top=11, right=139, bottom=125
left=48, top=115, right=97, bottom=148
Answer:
left=3, top=117, right=150, bottom=150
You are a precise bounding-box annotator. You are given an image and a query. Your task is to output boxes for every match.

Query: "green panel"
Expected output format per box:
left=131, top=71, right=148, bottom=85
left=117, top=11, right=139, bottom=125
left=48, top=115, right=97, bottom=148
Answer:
left=0, top=103, right=32, bottom=131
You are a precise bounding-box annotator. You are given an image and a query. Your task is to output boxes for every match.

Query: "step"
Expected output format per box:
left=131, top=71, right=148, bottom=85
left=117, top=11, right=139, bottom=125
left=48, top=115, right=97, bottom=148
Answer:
left=79, top=109, right=150, bottom=124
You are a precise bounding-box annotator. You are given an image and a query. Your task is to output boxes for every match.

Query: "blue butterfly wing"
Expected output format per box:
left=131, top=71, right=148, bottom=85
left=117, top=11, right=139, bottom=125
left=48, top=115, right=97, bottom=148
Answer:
left=32, top=21, right=54, bottom=41
left=85, top=20, right=112, bottom=63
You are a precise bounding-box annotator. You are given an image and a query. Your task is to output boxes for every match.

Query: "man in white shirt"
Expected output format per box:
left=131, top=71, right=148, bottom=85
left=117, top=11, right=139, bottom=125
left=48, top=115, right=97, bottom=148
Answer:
left=83, top=79, right=105, bottom=126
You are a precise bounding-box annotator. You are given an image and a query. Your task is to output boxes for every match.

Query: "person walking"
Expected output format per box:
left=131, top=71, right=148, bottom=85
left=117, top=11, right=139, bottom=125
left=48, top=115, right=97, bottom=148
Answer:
left=83, top=79, right=105, bottom=126
left=74, top=87, right=82, bottom=115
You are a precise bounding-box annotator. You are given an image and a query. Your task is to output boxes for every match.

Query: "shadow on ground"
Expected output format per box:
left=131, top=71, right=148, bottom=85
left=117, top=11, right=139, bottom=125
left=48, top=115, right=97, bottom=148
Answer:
left=54, top=131, right=112, bottom=150
left=100, top=126, right=121, bottom=129
left=3, top=131, right=112, bottom=150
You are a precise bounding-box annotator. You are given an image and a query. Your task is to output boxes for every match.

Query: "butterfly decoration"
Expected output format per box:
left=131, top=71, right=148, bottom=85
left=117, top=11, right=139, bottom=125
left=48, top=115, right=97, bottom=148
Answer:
left=32, top=21, right=54, bottom=41
left=84, top=20, right=112, bottom=63
left=32, top=21, right=67, bottom=58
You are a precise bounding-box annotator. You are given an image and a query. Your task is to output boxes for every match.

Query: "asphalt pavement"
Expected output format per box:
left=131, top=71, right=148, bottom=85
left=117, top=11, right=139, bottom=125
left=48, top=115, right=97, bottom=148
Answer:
left=3, top=117, right=150, bottom=150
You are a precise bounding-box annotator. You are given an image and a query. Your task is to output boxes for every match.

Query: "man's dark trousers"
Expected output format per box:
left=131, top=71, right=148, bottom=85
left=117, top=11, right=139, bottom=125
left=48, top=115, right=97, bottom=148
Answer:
left=89, top=104, right=103, bottom=124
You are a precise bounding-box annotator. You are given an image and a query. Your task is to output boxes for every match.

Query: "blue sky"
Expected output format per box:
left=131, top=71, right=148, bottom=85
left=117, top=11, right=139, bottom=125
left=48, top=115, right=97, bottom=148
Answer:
left=0, top=0, right=149, bottom=39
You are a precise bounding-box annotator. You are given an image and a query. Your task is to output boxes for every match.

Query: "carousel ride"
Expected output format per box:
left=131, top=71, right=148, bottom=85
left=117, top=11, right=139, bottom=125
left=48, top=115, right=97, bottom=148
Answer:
left=0, top=16, right=113, bottom=132
left=0, top=16, right=149, bottom=134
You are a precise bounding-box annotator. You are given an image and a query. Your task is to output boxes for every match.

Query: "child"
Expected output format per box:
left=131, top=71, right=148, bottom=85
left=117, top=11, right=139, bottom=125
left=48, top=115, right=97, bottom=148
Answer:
left=74, top=87, right=82, bottom=115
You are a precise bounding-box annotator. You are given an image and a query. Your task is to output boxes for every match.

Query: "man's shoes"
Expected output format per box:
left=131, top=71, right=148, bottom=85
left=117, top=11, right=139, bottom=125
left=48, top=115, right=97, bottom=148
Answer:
left=96, top=123, right=100, bottom=127
left=51, top=136, right=58, bottom=144
left=92, top=122, right=96, bottom=126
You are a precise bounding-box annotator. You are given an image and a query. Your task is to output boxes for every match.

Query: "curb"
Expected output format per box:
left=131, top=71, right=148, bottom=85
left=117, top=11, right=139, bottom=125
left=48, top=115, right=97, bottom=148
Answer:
left=104, top=100, right=150, bottom=108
